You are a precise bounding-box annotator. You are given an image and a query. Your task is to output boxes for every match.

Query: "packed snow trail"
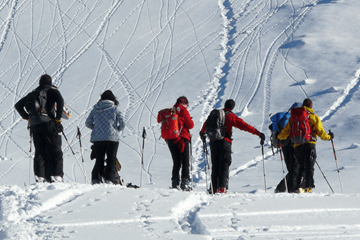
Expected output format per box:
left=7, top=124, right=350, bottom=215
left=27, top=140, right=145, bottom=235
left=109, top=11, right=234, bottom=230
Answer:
left=2, top=183, right=360, bottom=239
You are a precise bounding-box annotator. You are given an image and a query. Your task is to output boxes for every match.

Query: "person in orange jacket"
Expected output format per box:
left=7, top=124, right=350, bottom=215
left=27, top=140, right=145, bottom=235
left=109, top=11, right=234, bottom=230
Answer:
left=167, top=96, right=194, bottom=190
left=200, top=99, right=265, bottom=193
left=278, top=98, right=333, bottom=193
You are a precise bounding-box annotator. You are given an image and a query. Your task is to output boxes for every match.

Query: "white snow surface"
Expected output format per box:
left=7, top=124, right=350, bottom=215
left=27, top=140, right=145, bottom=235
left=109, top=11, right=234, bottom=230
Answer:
left=1, top=0, right=360, bottom=239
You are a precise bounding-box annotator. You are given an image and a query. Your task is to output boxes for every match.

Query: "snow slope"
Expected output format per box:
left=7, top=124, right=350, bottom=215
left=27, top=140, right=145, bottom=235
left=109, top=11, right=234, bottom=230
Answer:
left=1, top=0, right=360, bottom=239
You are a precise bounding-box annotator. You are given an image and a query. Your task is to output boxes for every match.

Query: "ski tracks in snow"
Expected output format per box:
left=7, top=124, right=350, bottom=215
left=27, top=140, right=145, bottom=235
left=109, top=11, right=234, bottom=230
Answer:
left=0, top=184, right=213, bottom=239
left=321, top=68, right=360, bottom=122
left=2, top=184, right=360, bottom=239
left=0, top=0, right=355, bottom=198
left=193, top=0, right=322, bottom=186
left=0, top=183, right=94, bottom=239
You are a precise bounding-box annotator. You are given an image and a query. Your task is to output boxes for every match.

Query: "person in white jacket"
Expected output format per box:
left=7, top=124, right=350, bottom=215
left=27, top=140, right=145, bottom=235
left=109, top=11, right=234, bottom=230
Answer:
left=85, top=90, right=125, bottom=185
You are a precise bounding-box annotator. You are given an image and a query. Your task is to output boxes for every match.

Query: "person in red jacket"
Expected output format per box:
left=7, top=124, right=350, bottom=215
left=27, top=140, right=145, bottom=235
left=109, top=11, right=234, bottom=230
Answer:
left=200, top=99, right=265, bottom=193
left=167, top=96, right=194, bottom=190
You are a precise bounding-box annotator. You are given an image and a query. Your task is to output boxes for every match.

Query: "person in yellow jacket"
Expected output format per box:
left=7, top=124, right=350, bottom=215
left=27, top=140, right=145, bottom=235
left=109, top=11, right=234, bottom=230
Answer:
left=277, top=98, right=334, bottom=193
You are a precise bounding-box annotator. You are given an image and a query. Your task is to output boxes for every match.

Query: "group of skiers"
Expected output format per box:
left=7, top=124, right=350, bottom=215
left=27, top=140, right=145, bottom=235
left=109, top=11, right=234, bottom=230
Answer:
left=158, top=97, right=265, bottom=192
left=15, top=75, right=126, bottom=185
left=15, top=74, right=334, bottom=194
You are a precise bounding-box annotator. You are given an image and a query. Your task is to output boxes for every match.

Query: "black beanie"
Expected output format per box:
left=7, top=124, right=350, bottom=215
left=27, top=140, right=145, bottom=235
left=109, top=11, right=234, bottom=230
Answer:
left=39, top=74, right=52, bottom=86
left=224, top=99, right=235, bottom=110
left=100, top=90, right=119, bottom=106
left=302, top=98, right=313, bottom=109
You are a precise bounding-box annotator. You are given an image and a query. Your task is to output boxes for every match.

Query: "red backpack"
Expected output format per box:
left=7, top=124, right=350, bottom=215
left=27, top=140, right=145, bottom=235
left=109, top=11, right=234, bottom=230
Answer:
left=289, top=107, right=312, bottom=144
left=157, top=107, right=181, bottom=140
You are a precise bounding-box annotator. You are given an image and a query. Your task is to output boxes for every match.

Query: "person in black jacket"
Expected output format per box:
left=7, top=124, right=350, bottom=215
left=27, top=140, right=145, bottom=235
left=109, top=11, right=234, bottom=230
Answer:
left=15, top=74, right=65, bottom=183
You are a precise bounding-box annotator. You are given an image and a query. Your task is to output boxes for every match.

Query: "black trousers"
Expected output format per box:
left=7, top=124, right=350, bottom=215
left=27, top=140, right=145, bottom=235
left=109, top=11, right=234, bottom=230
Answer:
left=92, top=141, right=120, bottom=184
left=31, top=121, right=63, bottom=182
left=294, top=143, right=317, bottom=189
left=210, top=140, right=232, bottom=189
left=275, top=143, right=300, bottom=193
left=167, top=139, right=190, bottom=183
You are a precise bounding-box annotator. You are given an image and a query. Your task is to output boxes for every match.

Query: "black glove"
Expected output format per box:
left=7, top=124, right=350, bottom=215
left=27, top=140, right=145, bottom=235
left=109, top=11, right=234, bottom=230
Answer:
left=199, top=131, right=206, bottom=143
left=54, top=119, right=64, bottom=133
left=329, top=130, right=334, bottom=140
left=259, top=132, right=265, bottom=145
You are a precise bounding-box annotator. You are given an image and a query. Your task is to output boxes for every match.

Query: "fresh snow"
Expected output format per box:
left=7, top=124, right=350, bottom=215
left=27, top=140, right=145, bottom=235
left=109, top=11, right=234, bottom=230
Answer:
left=1, top=0, right=360, bottom=239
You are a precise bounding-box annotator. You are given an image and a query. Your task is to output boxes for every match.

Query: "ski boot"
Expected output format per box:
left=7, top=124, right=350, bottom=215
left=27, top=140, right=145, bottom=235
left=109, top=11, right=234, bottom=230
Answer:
left=180, top=178, right=192, bottom=191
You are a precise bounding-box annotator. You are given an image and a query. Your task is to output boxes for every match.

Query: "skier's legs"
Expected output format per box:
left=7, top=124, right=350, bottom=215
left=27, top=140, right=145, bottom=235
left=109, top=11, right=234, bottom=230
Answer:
left=180, top=139, right=190, bottom=181
left=283, top=144, right=298, bottom=192
left=219, top=141, right=232, bottom=189
left=92, top=142, right=106, bottom=182
left=294, top=144, right=306, bottom=189
left=167, top=139, right=181, bottom=185
left=209, top=141, right=220, bottom=191
left=304, top=143, right=317, bottom=188
left=32, top=132, right=47, bottom=180
left=104, top=141, right=120, bottom=184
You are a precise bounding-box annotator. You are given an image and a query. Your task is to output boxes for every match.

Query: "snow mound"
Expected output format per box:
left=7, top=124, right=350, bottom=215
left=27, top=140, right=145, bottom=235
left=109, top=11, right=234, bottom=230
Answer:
left=303, top=79, right=317, bottom=85
left=349, top=143, right=360, bottom=149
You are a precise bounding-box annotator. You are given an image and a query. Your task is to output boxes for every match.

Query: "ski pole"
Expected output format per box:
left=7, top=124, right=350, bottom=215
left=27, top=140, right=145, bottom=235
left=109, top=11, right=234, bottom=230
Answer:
left=203, top=142, right=208, bottom=190
left=271, top=145, right=275, bottom=156
left=315, top=160, right=334, bottom=193
left=61, top=129, right=88, bottom=182
left=62, top=129, right=75, bottom=155
left=76, top=127, right=88, bottom=184
left=29, top=130, right=33, bottom=184
left=140, top=127, right=146, bottom=188
left=202, top=141, right=208, bottom=192
left=329, top=130, right=343, bottom=193
left=278, top=143, right=288, bottom=193
left=190, top=135, right=193, bottom=191
left=261, top=142, right=267, bottom=193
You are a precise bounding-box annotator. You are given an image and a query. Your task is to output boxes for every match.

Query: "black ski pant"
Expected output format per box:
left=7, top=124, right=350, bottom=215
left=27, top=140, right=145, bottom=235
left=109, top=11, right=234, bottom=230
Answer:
left=167, top=138, right=190, bottom=185
left=91, top=141, right=120, bottom=184
left=294, top=143, right=317, bottom=189
left=209, top=140, right=232, bottom=190
left=275, top=143, right=300, bottom=193
left=31, top=121, right=63, bottom=182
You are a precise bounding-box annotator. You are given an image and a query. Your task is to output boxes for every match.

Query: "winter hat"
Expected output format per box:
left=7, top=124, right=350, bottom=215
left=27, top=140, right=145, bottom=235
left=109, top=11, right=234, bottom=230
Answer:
left=224, top=99, right=235, bottom=110
left=176, top=96, right=189, bottom=105
left=39, top=74, right=52, bottom=86
left=302, top=98, right=313, bottom=109
left=100, top=90, right=119, bottom=106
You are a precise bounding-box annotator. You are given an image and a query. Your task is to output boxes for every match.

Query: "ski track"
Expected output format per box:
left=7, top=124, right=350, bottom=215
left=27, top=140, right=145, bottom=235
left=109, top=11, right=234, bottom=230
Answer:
left=2, top=183, right=360, bottom=239
left=0, top=1, right=358, bottom=238
left=321, top=68, right=360, bottom=122
left=0, top=0, right=338, bottom=186
left=194, top=0, right=320, bottom=182
left=0, top=0, right=345, bottom=183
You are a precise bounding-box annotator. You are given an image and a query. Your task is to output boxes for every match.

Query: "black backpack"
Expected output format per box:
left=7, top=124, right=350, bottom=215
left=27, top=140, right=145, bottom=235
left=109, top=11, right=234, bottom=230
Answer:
left=205, top=109, right=227, bottom=140
left=25, top=88, right=48, bottom=116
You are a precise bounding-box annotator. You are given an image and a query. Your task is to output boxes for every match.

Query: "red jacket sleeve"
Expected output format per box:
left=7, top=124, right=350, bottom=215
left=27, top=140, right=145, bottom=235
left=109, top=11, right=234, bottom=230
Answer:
left=180, top=107, right=194, bottom=130
left=226, top=112, right=260, bottom=136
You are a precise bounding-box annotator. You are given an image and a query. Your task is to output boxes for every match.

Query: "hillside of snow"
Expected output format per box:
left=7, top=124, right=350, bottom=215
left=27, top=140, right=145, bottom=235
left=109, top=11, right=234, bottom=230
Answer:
left=1, top=0, right=360, bottom=239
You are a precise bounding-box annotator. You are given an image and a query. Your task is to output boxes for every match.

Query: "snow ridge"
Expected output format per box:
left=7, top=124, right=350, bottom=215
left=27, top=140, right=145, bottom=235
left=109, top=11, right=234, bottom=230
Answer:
left=200, top=0, right=235, bottom=122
